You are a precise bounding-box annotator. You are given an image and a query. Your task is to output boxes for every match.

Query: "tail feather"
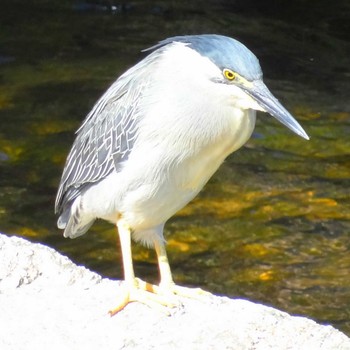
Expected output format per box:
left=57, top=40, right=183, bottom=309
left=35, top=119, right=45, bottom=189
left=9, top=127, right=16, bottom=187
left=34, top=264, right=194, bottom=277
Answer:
left=57, top=207, right=71, bottom=229
left=63, top=217, right=95, bottom=238
left=57, top=196, right=95, bottom=239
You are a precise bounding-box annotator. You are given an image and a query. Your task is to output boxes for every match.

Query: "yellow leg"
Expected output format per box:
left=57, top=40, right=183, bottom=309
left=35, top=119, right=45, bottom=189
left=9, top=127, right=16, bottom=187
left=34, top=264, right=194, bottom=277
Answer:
left=118, top=220, right=135, bottom=285
left=155, top=239, right=174, bottom=288
left=154, top=239, right=211, bottom=298
left=109, top=221, right=211, bottom=316
left=109, top=221, right=175, bottom=316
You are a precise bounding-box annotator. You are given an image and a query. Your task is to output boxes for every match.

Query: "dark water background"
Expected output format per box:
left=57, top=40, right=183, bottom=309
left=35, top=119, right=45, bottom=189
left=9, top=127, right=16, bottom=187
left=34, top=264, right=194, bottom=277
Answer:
left=0, top=0, right=349, bottom=334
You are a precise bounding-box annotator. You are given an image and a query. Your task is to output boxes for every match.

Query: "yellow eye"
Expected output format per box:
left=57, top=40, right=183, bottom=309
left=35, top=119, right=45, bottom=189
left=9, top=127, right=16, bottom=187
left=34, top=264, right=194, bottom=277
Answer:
left=223, top=69, right=236, bottom=81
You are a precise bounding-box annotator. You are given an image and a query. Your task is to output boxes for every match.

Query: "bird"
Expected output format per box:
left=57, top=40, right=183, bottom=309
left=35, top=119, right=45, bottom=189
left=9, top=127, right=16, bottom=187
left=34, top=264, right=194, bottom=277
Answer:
left=55, top=34, right=309, bottom=314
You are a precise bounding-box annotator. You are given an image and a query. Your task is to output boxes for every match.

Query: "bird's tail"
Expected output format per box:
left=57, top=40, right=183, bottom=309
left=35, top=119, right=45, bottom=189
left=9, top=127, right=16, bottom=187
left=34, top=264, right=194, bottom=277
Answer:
left=57, top=197, right=95, bottom=238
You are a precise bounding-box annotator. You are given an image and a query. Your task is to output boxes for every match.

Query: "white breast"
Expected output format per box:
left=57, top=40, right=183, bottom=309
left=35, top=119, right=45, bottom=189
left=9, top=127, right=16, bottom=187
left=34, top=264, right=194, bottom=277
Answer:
left=115, top=105, right=256, bottom=232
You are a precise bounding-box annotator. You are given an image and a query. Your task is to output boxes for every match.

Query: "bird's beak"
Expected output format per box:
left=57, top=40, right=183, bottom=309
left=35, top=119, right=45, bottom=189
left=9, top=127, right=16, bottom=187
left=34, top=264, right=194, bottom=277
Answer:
left=242, top=81, right=309, bottom=140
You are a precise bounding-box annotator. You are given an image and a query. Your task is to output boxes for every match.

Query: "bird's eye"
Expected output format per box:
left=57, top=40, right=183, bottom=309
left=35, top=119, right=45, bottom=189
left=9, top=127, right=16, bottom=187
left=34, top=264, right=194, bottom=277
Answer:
left=223, top=69, right=236, bottom=81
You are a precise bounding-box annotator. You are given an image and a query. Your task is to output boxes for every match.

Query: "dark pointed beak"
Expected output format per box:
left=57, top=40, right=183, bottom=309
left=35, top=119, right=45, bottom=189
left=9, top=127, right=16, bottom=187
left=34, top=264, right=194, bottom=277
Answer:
left=243, top=81, right=309, bottom=140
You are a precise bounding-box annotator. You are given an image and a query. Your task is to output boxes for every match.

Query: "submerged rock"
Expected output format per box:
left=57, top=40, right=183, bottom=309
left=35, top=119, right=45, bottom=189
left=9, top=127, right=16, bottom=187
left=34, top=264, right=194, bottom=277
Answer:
left=0, top=233, right=349, bottom=350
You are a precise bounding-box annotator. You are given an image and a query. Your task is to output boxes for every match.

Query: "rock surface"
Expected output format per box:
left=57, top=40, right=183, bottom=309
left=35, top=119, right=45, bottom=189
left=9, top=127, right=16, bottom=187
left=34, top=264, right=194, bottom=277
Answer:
left=0, top=233, right=349, bottom=350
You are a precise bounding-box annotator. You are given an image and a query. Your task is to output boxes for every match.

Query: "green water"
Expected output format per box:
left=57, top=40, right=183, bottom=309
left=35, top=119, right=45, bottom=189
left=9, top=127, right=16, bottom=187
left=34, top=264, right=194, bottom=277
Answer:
left=0, top=0, right=349, bottom=335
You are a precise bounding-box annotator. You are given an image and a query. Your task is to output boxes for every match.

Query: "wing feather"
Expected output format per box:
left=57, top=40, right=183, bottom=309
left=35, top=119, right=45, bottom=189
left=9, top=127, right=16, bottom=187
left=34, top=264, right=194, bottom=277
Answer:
left=55, top=53, right=159, bottom=215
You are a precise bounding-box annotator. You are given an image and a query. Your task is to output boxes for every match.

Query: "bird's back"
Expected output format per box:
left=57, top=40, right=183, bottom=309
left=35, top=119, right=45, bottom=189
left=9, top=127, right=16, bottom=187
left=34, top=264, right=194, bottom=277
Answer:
left=55, top=49, right=163, bottom=235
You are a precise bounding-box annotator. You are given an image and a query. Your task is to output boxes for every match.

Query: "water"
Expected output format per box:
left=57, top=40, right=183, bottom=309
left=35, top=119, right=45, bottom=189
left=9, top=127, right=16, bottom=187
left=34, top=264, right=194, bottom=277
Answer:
left=1, top=0, right=349, bottom=335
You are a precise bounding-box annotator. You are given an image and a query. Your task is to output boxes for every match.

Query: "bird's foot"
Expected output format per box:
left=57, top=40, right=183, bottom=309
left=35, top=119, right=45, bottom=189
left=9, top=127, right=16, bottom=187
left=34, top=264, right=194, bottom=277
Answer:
left=109, top=279, right=211, bottom=316
left=160, top=283, right=212, bottom=300
left=108, top=278, right=177, bottom=316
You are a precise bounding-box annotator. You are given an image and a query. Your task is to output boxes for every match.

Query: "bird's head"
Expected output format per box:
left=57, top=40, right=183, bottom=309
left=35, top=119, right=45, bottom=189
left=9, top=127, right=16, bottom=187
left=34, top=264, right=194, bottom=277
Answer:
left=146, top=34, right=309, bottom=140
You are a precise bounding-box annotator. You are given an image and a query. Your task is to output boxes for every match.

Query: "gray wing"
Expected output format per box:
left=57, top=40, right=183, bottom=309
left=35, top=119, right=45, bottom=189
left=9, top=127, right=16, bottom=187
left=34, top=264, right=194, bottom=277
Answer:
left=55, top=54, right=157, bottom=216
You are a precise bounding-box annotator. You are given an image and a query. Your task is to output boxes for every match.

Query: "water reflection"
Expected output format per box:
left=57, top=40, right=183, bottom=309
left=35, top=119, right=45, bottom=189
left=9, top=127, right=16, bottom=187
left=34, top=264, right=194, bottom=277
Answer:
left=0, top=0, right=349, bottom=335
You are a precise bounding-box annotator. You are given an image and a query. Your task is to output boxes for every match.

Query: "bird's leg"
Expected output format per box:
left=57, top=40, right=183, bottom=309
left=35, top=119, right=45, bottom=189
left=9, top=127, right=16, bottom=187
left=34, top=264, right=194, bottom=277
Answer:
left=109, top=220, right=175, bottom=316
left=119, top=220, right=135, bottom=285
left=155, top=239, right=174, bottom=288
left=154, top=239, right=211, bottom=299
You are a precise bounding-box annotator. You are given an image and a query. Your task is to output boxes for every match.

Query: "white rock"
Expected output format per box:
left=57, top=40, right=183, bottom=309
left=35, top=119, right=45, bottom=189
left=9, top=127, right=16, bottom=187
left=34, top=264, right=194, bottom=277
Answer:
left=0, top=233, right=349, bottom=350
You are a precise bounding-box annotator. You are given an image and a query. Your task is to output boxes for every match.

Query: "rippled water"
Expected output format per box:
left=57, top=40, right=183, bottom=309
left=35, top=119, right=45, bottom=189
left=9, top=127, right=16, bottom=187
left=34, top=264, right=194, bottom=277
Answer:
left=0, top=0, right=349, bottom=335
